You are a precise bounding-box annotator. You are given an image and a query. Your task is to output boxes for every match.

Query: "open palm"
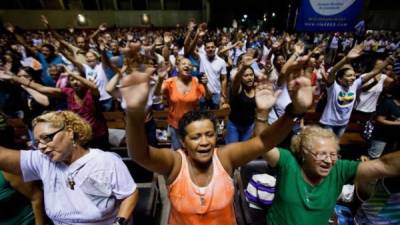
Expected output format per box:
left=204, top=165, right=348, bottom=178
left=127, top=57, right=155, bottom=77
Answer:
left=288, top=76, right=313, bottom=114
left=347, top=44, right=364, bottom=59
left=119, top=68, right=155, bottom=111
left=255, top=78, right=281, bottom=111
left=0, top=71, right=13, bottom=80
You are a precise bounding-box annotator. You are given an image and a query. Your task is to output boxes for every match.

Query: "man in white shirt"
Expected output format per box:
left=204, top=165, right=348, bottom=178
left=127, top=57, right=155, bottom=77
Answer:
left=199, top=40, right=228, bottom=109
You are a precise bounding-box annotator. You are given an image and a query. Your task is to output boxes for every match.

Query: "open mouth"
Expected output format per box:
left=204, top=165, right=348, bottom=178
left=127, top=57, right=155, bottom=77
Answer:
left=319, top=164, right=331, bottom=173
left=197, top=148, right=211, bottom=157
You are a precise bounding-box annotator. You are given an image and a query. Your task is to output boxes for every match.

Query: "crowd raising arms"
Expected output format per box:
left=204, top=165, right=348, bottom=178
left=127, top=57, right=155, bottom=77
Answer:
left=0, top=15, right=400, bottom=225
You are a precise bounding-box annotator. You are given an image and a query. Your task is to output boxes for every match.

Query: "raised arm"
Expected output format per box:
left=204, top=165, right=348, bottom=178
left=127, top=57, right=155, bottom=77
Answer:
left=153, top=65, right=169, bottom=97
left=218, top=41, right=239, bottom=56
left=0, top=146, right=22, bottom=175
left=3, top=172, right=45, bottom=225
left=183, top=21, right=196, bottom=56
left=106, top=66, right=127, bottom=95
left=355, top=150, right=400, bottom=182
left=326, top=43, right=364, bottom=85
left=89, top=23, right=107, bottom=41
left=59, top=48, right=85, bottom=74
left=120, top=67, right=180, bottom=177
left=69, top=70, right=100, bottom=96
left=185, top=23, right=207, bottom=57
left=4, top=23, right=37, bottom=55
left=361, top=57, right=394, bottom=84
left=231, top=55, right=255, bottom=95
left=21, top=86, right=50, bottom=107
left=98, top=39, right=119, bottom=75
left=40, top=15, right=77, bottom=53
left=278, top=41, right=309, bottom=86
left=0, top=71, right=62, bottom=96
left=219, top=75, right=313, bottom=173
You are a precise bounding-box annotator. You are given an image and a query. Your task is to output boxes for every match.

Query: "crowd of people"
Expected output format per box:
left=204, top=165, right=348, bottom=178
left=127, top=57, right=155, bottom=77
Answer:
left=0, top=15, right=400, bottom=225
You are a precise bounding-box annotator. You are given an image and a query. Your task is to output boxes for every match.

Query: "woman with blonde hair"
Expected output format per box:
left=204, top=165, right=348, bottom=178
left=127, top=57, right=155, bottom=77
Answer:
left=0, top=111, right=138, bottom=225
left=255, top=123, right=400, bottom=225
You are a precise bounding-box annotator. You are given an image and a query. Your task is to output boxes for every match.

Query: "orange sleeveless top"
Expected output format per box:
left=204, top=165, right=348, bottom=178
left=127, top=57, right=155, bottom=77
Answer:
left=168, top=150, right=237, bottom=225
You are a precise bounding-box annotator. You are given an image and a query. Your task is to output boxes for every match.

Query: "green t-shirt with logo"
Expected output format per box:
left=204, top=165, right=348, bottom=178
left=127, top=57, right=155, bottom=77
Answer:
left=266, top=148, right=360, bottom=225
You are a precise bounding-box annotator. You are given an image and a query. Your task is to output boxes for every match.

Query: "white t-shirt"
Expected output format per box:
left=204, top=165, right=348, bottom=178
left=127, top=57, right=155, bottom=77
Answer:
left=363, top=39, right=375, bottom=51
left=329, top=36, right=339, bottom=49
left=20, top=148, right=136, bottom=225
left=199, top=53, right=227, bottom=94
left=356, top=74, right=387, bottom=113
left=268, top=83, right=291, bottom=125
left=83, top=63, right=112, bottom=101
left=320, top=78, right=363, bottom=126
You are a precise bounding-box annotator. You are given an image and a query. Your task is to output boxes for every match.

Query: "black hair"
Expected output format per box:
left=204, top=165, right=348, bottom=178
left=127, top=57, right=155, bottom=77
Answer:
left=335, top=67, right=352, bottom=82
left=178, top=110, right=217, bottom=138
left=390, top=84, right=400, bottom=100
left=41, top=44, right=55, bottom=54
left=204, top=38, right=215, bottom=46
left=19, top=66, right=43, bottom=83
left=272, top=52, right=285, bottom=69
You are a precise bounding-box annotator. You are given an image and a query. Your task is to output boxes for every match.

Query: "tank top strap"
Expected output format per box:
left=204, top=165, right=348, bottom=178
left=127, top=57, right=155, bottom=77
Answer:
left=212, top=149, right=232, bottom=180
left=169, top=150, right=189, bottom=187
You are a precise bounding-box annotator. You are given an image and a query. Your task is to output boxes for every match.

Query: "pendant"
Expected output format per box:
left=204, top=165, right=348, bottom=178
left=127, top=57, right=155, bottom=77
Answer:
left=67, top=178, right=75, bottom=190
left=200, top=196, right=205, bottom=206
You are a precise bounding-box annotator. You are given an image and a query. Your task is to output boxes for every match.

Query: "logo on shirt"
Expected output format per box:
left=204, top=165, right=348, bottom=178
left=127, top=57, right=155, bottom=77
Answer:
left=337, top=91, right=355, bottom=106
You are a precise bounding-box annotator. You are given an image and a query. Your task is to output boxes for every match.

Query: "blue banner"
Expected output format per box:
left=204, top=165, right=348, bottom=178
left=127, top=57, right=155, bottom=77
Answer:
left=295, top=0, right=363, bottom=32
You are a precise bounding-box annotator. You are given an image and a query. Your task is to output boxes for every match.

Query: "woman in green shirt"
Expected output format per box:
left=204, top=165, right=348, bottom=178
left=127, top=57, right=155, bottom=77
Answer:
left=0, top=171, right=45, bottom=225
left=0, top=112, right=45, bottom=225
left=254, top=124, right=400, bottom=225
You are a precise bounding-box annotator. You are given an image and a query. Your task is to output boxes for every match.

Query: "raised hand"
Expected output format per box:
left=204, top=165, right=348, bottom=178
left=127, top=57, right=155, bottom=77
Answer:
left=121, top=41, right=142, bottom=65
left=68, top=26, right=74, bottom=33
left=271, top=40, right=282, bottom=51
left=163, top=32, right=173, bottom=44
left=294, top=41, right=305, bottom=55
left=285, top=35, right=291, bottom=43
left=40, top=15, right=49, bottom=28
left=242, top=55, right=256, bottom=67
left=287, top=76, right=313, bottom=114
left=126, top=33, right=134, bottom=41
left=157, top=63, right=170, bottom=81
left=97, top=37, right=107, bottom=51
left=4, top=23, right=15, bottom=33
left=255, top=76, right=281, bottom=111
left=347, top=43, right=364, bottom=59
left=187, top=19, right=196, bottom=31
left=0, top=70, right=13, bottom=80
left=98, top=23, right=107, bottom=31
left=312, top=44, right=324, bottom=55
left=119, top=67, right=155, bottom=112
left=197, top=22, right=207, bottom=37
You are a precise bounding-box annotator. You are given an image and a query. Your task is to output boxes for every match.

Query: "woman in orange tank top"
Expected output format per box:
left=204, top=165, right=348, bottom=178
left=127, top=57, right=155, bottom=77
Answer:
left=120, top=62, right=314, bottom=224
left=154, top=57, right=208, bottom=150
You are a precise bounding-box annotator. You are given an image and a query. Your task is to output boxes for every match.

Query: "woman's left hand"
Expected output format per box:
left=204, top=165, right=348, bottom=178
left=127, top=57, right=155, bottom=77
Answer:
left=288, top=76, right=313, bottom=114
left=255, top=76, right=281, bottom=111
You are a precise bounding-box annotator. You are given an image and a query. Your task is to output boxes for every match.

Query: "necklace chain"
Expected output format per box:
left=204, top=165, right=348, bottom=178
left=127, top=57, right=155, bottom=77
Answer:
left=66, top=164, right=86, bottom=190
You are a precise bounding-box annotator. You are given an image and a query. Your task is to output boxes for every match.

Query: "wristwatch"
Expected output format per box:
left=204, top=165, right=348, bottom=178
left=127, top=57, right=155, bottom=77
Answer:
left=114, top=217, right=127, bottom=225
left=285, top=103, right=304, bottom=122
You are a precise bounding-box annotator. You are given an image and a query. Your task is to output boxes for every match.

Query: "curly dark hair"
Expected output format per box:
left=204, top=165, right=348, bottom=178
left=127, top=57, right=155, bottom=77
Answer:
left=178, top=110, right=217, bottom=138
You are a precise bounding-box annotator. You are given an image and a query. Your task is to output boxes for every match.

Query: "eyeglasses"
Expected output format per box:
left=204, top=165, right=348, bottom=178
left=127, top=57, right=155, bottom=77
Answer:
left=33, top=124, right=65, bottom=150
left=305, top=149, right=340, bottom=161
